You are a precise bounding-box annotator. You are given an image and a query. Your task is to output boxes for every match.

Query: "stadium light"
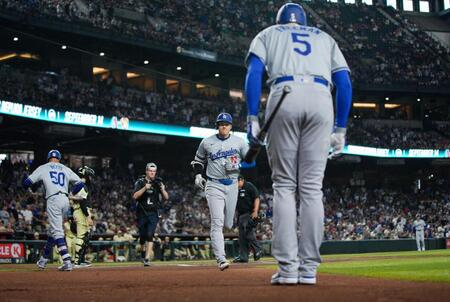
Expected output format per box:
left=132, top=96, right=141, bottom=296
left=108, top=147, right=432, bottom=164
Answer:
left=353, top=103, right=376, bottom=108
left=99, top=52, right=105, bottom=56
left=126, top=72, right=141, bottom=79
left=92, top=67, right=108, bottom=75
left=384, top=103, right=400, bottom=109
left=61, top=45, right=67, bottom=50
left=176, top=66, right=182, bottom=71
left=13, top=37, right=19, bottom=42
left=215, top=73, right=220, bottom=78
left=385, top=97, right=389, bottom=101
left=144, top=60, right=149, bottom=64
left=417, top=98, right=421, bottom=102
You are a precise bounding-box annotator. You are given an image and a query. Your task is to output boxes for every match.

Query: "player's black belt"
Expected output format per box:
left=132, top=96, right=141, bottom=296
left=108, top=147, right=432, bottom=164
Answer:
left=274, top=75, right=329, bottom=88
left=46, top=191, right=68, bottom=200
left=207, top=177, right=236, bottom=186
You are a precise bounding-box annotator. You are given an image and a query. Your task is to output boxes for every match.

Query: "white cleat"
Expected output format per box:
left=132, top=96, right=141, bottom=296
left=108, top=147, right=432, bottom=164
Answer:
left=218, top=260, right=230, bottom=271
left=299, top=275, right=317, bottom=285
left=270, top=272, right=298, bottom=285
left=36, top=257, right=49, bottom=269
left=58, top=261, right=73, bottom=271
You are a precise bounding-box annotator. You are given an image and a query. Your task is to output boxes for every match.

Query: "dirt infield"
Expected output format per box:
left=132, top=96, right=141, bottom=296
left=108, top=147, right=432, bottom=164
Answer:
left=1, top=263, right=449, bottom=302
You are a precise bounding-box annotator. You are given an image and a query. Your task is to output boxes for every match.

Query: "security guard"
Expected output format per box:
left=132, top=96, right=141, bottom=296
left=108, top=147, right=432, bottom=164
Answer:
left=133, top=163, right=169, bottom=266
left=233, top=175, right=262, bottom=263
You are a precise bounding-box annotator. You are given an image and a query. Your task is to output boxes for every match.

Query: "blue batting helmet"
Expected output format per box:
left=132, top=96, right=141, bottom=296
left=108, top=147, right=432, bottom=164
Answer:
left=216, top=112, right=232, bottom=125
left=47, top=149, right=61, bottom=161
left=276, top=3, right=307, bottom=26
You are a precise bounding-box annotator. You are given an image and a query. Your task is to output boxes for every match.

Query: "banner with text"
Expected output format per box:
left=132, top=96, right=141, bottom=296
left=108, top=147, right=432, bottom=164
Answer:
left=1, top=100, right=449, bottom=159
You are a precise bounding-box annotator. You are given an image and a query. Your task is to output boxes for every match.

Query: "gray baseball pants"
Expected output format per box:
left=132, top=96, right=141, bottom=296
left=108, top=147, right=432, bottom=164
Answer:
left=266, top=83, right=333, bottom=278
left=205, top=180, right=238, bottom=262
left=46, top=194, right=70, bottom=239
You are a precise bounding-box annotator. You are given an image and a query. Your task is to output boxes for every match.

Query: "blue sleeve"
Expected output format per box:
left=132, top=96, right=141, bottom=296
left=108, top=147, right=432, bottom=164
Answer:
left=331, top=70, right=352, bottom=128
left=22, top=176, right=33, bottom=189
left=71, top=181, right=85, bottom=195
left=239, top=161, right=256, bottom=169
left=244, top=54, right=265, bottom=116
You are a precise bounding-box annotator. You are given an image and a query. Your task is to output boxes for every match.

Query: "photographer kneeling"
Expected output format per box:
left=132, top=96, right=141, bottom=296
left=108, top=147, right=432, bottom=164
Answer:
left=132, top=163, right=169, bottom=266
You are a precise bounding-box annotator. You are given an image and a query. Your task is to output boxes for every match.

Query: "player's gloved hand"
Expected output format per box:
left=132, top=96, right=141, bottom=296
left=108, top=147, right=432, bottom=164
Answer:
left=194, top=174, right=206, bottom=190
left=247, top=115, right=264, bottom=146
left=328, top=127, right=346, bottom=159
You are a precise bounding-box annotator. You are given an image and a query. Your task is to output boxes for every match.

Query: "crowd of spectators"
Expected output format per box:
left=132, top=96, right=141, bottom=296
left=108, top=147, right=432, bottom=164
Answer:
left=1, top=159, right=449, bottom=244
left=347, top=120, right=450, bottom=149
left=308, top=1, right=449, bottom=87
left=1, top=0, right=449, bottom=86
left=1, top=64, right=449, bottom=150
left=0, top=64, right=248, bottom=131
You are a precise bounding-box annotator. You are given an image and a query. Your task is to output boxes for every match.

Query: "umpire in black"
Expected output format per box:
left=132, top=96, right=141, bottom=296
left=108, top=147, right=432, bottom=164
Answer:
left=233, top=175, right=262, bottom=263
left=132, top=162, right=169, bottom=266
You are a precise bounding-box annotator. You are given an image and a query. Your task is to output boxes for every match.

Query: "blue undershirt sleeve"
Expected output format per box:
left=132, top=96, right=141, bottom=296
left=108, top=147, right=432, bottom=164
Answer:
left=331, top=70, right=352, bottom=128
left=244, top=54, right=265, bottom=116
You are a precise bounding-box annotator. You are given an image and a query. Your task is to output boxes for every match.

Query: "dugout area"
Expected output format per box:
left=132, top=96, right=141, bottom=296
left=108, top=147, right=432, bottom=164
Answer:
left=0, top=251, right=449, bottom=302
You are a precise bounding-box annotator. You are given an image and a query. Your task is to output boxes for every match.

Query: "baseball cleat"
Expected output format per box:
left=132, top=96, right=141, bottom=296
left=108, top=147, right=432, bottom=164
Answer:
left=298, top=275, right=317, bottom=285
left=271, top=272, right=298, bottom=285
left=218, top=260, right=230, bottom=271
left=232, top=257, right=248, bottom=263
left=143, top=259, right=151, bottom=267
left=74, top=262, right=92, bottom=269
left=253, top=250, right=263, bottom=261
left=58, top=261, right=73, bottom=271
left=36, top=257, right=49, bottom=269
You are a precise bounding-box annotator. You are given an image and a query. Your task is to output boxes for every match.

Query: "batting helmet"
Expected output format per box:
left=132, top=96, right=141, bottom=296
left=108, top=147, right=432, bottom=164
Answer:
left=47, top=149, right=61, bottom=161
left=276, top=3, right=307, bottom=26
left=216, top=112, right=232, bottom=125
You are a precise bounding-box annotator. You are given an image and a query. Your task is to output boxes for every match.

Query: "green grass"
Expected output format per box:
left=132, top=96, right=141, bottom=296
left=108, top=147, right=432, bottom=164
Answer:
left=318, top=250, right=450, bottom=283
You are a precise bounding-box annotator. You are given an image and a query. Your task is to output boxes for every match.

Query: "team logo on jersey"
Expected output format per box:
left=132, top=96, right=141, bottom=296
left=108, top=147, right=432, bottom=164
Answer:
left=210, top=148, right=238, bottom=160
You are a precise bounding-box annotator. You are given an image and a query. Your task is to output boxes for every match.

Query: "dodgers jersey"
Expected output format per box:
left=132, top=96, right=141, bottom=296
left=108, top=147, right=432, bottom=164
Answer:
left=194, top=134, right=249, bottom=180
left=246, top=24, right=349, bottom=84
left=28, top=162, right=81, bottom=199
left=413, top=219, right=425, bottom=232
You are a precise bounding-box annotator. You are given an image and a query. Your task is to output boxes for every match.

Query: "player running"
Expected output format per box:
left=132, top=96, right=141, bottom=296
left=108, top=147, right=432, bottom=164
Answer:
left=191, top=113, right=254, bottom=270
left=244, top=3, right=352, bottom=285
left=23, top=150, right=85, bottom=271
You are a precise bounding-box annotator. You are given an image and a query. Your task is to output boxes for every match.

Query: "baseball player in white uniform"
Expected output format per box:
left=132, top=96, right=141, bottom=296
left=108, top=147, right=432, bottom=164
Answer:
left=413, top=215, right=426, bottom=251
left=244, top=3, right=352, bottom=285
left=23, top=150, right=85, bottom=271
left=191, top=113, right=254, bottom=270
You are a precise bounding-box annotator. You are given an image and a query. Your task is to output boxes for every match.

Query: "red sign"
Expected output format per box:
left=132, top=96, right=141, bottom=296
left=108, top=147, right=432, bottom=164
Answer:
left=446, top=238, right=450, bottom=249
left=0, top=243, right=25, bottom=258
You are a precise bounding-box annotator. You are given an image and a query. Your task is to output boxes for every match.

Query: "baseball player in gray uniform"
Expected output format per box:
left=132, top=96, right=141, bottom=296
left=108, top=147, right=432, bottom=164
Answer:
left=244, top=3, right=352, bottom=285
left=413, top=215, right=426, bottom=251
left=23, top=150, right=85, bottom=271
left=191, top=113, right=253, bottom=270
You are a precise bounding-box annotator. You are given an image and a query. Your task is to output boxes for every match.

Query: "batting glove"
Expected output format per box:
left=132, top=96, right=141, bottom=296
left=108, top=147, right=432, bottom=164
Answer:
left=247, top=115, right=264, bottom=146
left=194, top=174, right=206, bottom=190
left=328, top=127, right=346, bottom=160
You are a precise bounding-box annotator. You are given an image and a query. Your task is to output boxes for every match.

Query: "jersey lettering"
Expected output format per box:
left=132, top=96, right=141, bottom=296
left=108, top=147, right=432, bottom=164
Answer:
left=49, top=171, right=65, bottom=187
left=292, top=32, right=311, bottom=56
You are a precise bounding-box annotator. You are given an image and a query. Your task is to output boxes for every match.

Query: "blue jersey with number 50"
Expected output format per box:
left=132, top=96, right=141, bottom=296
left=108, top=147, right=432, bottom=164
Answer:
left=246, top=24, right=349, bottom=85
left=28, top=162, right=81, bottom=198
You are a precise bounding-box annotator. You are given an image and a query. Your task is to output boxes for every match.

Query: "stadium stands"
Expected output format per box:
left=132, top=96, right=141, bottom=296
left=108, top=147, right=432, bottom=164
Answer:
left=1, top=0, right=449, bottom=86
left=1, top=161, right=448, bottom=241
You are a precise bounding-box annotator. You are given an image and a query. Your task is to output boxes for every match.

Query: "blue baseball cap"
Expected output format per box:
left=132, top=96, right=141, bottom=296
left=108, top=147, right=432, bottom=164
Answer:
left=47, top=149, right=61, bottom=161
